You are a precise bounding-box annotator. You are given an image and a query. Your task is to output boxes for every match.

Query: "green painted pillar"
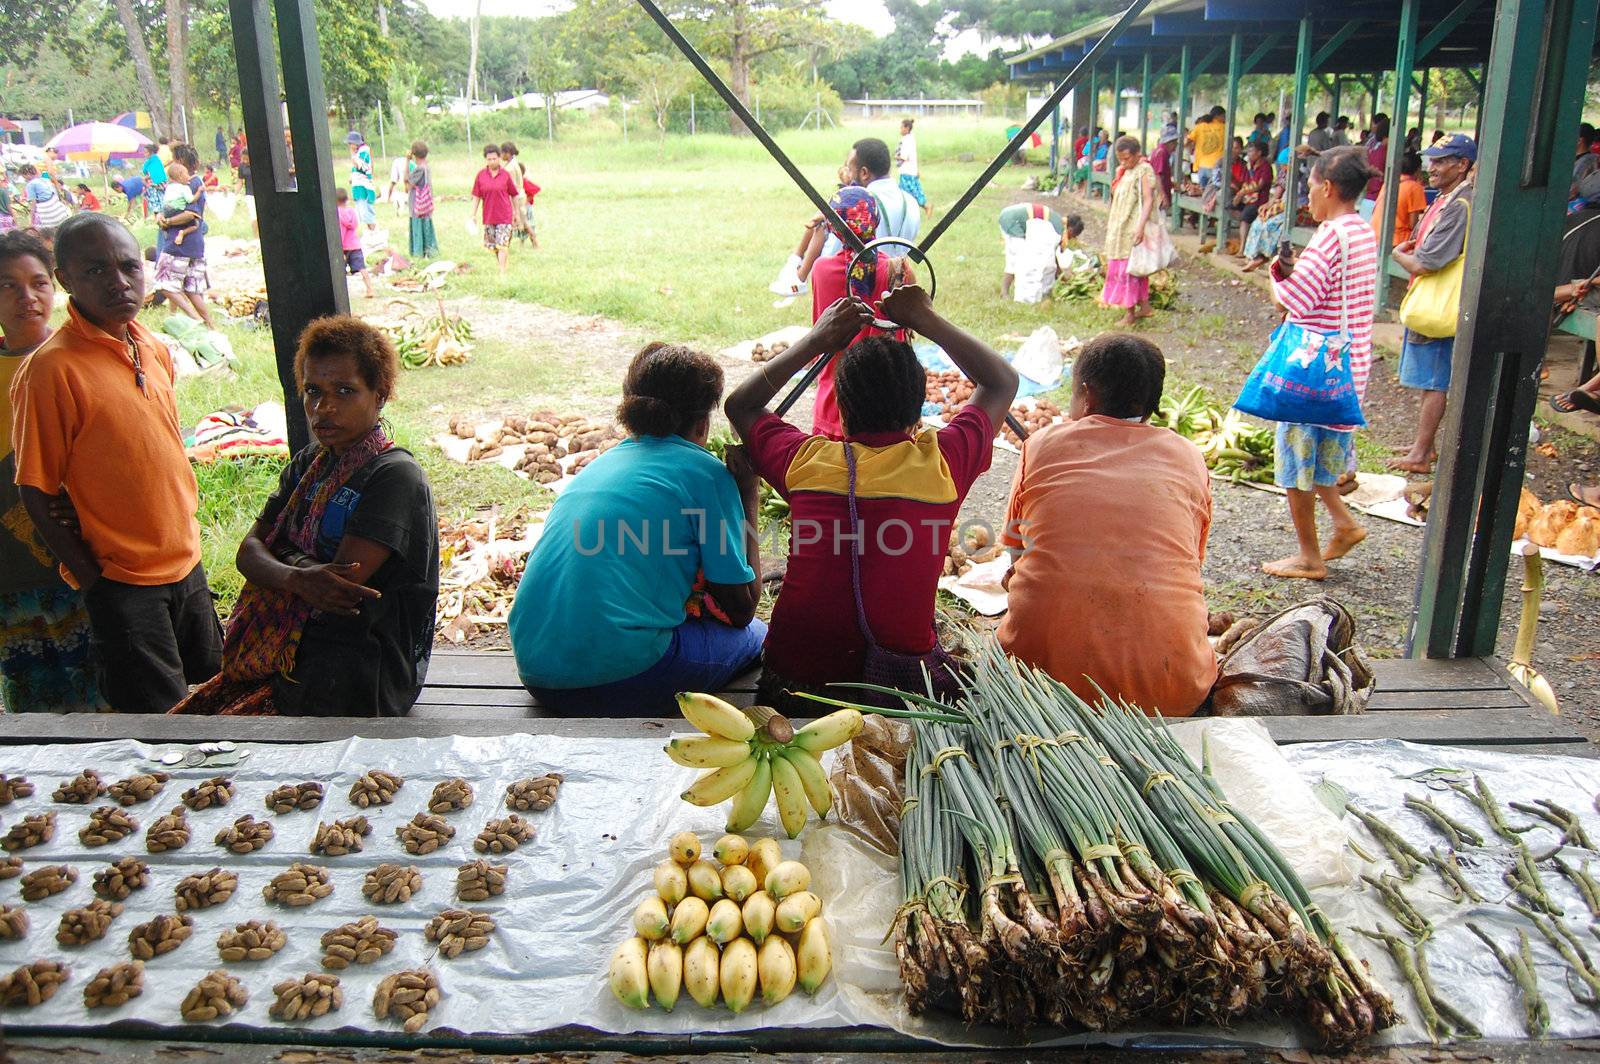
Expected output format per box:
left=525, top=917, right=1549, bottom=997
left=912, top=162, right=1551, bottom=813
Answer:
left=1412, top=0, right=1598, bottom=657
left=1280, top=15, right=1313, bottom=255
left=230, top=0, right=347, bottom=453
left=1219, top=32, right=1242, bottom=248
left=1331, top=75, right=1342, bottom=124
left=1139, top=50, right=1153, bottom=149
left=1173, top=42, right=1192, bottom=228
left=1417, top=68, right=1430, bottom=138
left=1376, top=0, right=1419, bottom=312
left=1084, top=64, right=1098, bottom=190
left=1110, top=59, right=1123, bottom=200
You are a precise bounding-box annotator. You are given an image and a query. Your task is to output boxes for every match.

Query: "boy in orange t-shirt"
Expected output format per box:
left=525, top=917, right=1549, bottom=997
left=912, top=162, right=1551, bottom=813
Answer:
left=998, top=334, right=1216, bottom=716
left=1377, top=151, right=1428, bottom=245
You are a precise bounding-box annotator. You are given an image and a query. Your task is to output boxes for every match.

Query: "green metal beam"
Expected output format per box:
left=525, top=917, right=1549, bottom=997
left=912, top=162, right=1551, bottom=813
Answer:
left=1280, top=16, right=1313, bottom=256
left=1413, top=0, right=1598, bottom=657
left=230, top=0, right=347, bottom=452
left=1112, top=58, right=1123, bottom=137
left=1219, top=32, right=1242, bottom=247
left=1460, top=66, right=1481, bottom=92
left=1173, top=42, right=1192, bottom=229
left=1311, top=19, right=1364, bottom=69
left=1241, top=33, right=1282, bottom=77
left=1193, top=42, right=1227, bottom=78
left=1376, top=0, right=1419, bottom=313
left=1140, top=50, right=1153, bottom=147
left=1417, top=69, right=1430, bottom=133
left=1082, top=64, right=1097, bottom=191
left=1417, top=0, right=1488, bottom=62
left=1154, top=55, right=1178, bottom=80
left=1331, top=75, right=1342, bottom=122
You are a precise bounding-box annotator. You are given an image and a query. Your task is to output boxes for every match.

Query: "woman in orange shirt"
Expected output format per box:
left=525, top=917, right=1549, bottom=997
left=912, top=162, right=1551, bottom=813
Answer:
left=1379, top=152, right=1428, bottom=245
left=998, top=333, right=1216, bottom=716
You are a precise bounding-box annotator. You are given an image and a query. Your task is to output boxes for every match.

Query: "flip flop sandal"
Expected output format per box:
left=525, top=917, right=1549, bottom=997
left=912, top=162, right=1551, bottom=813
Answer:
left=1549, top=390, right=1600, bottom=415
left=1566, top=483, right=1600, bottom=508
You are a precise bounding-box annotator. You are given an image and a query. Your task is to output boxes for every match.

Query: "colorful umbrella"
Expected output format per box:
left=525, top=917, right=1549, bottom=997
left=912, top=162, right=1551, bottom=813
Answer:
left=47, top=121, right=153, bottom=162
left=112, top=111, right=154, bottom=132
left=0, top=119, right=20, bottom=133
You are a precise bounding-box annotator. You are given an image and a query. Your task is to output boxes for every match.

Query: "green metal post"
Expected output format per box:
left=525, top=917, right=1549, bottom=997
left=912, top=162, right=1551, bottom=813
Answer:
left=1413, top=0, right=1597, bottom=657
left=1280, top=15, right=1313, bottom=255
left=1376, top=0, right=1419, bottom=312
left=230, top=0, right=346, bottom=453
left=1112, top=58, right=1123, bottom=138
left=1417, top=68, right=1430, bottom=137
left=1084, top=64, right=1098, bottom=190
left=1331, top=75, right=1342, bottom=125
left=1139, top=50, right=1152, bottom=148
left=1173, top=42, right=1192, bottom=229
left=1218, top=32, right=1241, bottom=249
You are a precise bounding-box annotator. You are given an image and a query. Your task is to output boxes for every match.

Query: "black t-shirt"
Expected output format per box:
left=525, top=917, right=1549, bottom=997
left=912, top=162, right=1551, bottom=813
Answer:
left=257, top=447, right=439, bottom=717
left=1560, top=208, right=1600, bottom=303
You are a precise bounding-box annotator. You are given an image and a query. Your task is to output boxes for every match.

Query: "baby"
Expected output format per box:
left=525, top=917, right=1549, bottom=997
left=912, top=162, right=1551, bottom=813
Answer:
left=160, top=161, right=199, bottom=247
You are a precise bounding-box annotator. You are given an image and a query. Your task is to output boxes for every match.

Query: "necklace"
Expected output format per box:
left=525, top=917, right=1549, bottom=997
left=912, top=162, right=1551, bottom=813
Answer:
left=126, top=331, right=147, bottom=395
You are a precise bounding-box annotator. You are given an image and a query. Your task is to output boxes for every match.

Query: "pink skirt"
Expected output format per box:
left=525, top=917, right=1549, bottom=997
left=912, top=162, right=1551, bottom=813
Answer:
left=1101, top=258, right=1149, bottom=308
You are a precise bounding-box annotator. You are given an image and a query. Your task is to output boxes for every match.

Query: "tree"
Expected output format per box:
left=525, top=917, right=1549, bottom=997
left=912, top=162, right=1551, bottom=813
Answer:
left=0, top=1, right=87, bottom=69
left=187, top=0, right=238, bottom=123
left=821, top=0, right=947, bottom=99
left=111, top=0, right=169, bottom=138
left=524, top=20, right=575, bottom=140
left=946, top=0, right=1119, bottom=39
left=313, top=0, right=395, bottom=116
left=666, top=0, right=835, bottom=134
left=0, top=40, right=140, bottom=130
left=165, top=0, right=190, bottom=139
left=620, top=50, right=694, bottom=137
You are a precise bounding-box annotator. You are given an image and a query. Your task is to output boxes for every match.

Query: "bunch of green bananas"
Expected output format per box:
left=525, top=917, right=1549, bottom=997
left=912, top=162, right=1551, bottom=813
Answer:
left=1154, top=387, right=1274, bottom=483
left=1052, top=268, right=1102, bottom=303
left=669, top=693, right=863, bottom=839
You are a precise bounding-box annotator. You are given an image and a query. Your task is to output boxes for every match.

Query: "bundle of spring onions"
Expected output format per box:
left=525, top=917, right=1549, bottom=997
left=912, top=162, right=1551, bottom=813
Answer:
left=853, top=645, right=1395, bottom=1048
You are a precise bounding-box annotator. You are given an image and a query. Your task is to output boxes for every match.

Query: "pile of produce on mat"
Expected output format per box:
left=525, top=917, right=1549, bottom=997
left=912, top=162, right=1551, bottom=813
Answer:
left=999, top=397, right=1065, bottom=449
left=441, top=412, right=621, bottom=485
left=366, top=299, right=474, bottom=369
left=1515, top=489, right=1600, bottom=556
left=1151, top=385, right=1274, bottom=482
left=749, top=341, right=791, bottom=364
left=942, top=525, right=1002, bottom=578
left=217, top=285, right=269, bottom=320
left=608, top=830, right=831, bottom=1011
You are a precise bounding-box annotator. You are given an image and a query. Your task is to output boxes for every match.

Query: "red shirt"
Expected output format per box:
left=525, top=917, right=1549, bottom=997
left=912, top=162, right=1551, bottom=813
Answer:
left=77, top=190, right=102, bottom=211
left=808, top=251, right=894, bottom=440
left=745, top=406, right=994, bottom=685
left=472, top=167, right=517, bottom=225
left=336, top=205, right=361, bottom=251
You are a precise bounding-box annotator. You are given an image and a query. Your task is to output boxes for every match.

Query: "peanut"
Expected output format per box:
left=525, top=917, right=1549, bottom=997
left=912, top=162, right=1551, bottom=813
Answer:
left=19, top=864, right=75, bottom=902
left=2, top=812, right=55, bottom=851
left=504, top=773, right=563, bottom=812
left=181, top=775, right=234, bottom=811
left=144, top=807, right=190, bottom=853
left=373, top=967, right=440, bottom=1033
left=127, top=913, right=193, bottom=959
left=83, top=961, right=143, bottom=1009
left=216, top=919, right=286, bottom=962
left=423, top=907, right=494, bottom=959
left=263, top=863, right=334, bottom=907
left=214, top=814, right=274, bottom=854
left=0, top=857, right=21, bottom=879
left=56, top=899, right=123, bottom=946
left=270, top=972, right=343, bottom=1021
left=363, top=863, right=422, bottom=905
left=79, top=805, right=138, bottom=847
left=349, top=769, right=404, bottom=808
left=106, top=771, right=169, bottom=806
left=266, top=781, right=325, bottom=814
left=473, top=814, right=534, bottom=855
left=456, top=858, right=506, bottom=903
left=174, top=867, right=237, bottom=912
left=179, top=969, right=248, bottom=1022
left=0, top=774, right=34, bottom=805
left=396, top=812, right=455, bottom=856
left=53, top=769, right=105, bottom=804
left=93, top=857, right=150, bottom=901
left=319, top=915, right=396, bottom=970
left=0, top=960, right=67, bottom=1007
left=0, top=905, right=26, bottom=940
left=310, top=816, right=370, bottom=856
left=428, top=777, right=474, bottom=814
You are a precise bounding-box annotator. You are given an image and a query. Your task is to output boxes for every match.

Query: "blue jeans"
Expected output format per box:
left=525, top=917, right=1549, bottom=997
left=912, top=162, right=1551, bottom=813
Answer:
left=526, top=617, right=767, bottom=716
left=1399, top=333, right=1455, bottom=392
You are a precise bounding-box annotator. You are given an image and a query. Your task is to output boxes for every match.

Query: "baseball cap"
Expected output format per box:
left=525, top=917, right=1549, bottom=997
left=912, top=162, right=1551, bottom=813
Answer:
left=1423, top=133, right=1476, bottom=162
left=345, top=131, right=364, bottom=145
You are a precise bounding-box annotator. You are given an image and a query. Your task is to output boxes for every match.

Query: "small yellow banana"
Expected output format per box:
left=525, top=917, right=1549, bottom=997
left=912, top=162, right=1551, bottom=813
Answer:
left=765, top=859, right=811, bottom=899
left=683, top=936, right=721, bottom=1008
left=633, top=896, right=670, bottom=940
left=666, top=735, right=755, bottom=769
left=713, top=834, right=749, bottom=866
left=797, top=917, right=832, bottom=994
left=775, top=890, right=821, bottom=934
left=669, top=831, right=701, bottom=865
left=778, top=746, right=832, bottom=819
left=676, top=692, right=756, bottom=742
left=758, top=934, right=797, bottom=1005
left=720, top=936, right=758, bottom=1013
left=789, top=708, right=863, bottom=754
left=670, top=896, right=709, bottom=944
left=687, top=859, right=724, bottom=902
left=647, top=939, right=683, bottom=1011
left=723, top=753, right=772, bottom=833
left=706, top=898, right=743, bottom=944
left=654, top=859, right=688, bottom=905
left=681, top=756, right=761, bottom=807
left=608, top=936, right=650, bottom=1008
left=721, top=863, right=758, bottom=902
left=742, top=889, right=776, bottom=945
left=747, top=838, right=782, bottom=886
left=769, top=753, right=809, bottom=838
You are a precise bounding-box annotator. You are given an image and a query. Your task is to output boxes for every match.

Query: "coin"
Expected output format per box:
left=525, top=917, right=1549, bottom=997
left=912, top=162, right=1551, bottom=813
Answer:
left=197, top=743, right=220, bottom=755
left=159, top=752, right=184, bottom=766
left=184, top=751, right=207, bottom=768
left=217, top=742, right=237, bottom=753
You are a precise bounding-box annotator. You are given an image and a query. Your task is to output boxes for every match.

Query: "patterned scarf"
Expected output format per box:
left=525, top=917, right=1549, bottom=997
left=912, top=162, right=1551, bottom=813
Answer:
left=221, top=424, right=393, bottom=681
left=830, top=187, right=881, bottom=303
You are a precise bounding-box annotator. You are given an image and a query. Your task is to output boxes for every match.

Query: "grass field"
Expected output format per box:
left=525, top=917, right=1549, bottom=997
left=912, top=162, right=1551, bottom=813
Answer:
left=144, top=118, right=1132, bottom=603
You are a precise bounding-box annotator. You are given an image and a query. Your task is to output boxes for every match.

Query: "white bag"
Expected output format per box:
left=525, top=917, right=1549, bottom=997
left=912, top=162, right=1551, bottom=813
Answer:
left=1013, top=326, right=1063, bottom=387
left=1012, top=217, right=1059, bottom=304
left=1126, top=217, right=1175, bottom=277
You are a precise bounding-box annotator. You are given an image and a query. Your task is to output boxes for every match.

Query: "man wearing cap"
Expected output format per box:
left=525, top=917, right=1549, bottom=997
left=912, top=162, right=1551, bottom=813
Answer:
left=1389, top=134, right=1476, bottom=475
left=347, top=131, right=376, bottom=229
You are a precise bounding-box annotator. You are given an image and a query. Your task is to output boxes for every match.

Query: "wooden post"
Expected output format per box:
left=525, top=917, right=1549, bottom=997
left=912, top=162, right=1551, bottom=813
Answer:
left=1280, top=15, right=1313, bottom=255
left=1172, top=42, right=1192, bottom=229
left=1218, top=32, right=1241, bottom=249
left=1412, top=0, right=1597, bottom=657
left=1375, top=0, right=1418, bottom=312
left=229, top=0, right=347, bottom=453
left=1083, top=64, right=1098, bottom=190
left=1416, top=69, right=1430, bottom=139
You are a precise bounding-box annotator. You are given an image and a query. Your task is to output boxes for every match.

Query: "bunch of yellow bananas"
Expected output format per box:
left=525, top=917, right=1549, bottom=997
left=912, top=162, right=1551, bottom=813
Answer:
left=608, top=831, right=832, bottom=1011
left=669, top=693, right=864, bottom=839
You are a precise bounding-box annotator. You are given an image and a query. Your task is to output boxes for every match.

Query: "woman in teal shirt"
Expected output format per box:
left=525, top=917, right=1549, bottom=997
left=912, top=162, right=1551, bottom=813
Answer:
left=508, top=343, right=764, bottom=714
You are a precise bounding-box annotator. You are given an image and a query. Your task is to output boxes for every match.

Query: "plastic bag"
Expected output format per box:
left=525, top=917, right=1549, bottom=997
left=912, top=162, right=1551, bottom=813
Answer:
left=1126, top=218, right=1175, bottom=277
left=1011, top=217, right=1059, bottom=304
left=1208, top=597, right=1375, bottom=716
left=827, top=715, right=911, bottom=856
left=1013, top=325, right=1062, bottom=386
left=1232, top=320, right=1366, bottom=427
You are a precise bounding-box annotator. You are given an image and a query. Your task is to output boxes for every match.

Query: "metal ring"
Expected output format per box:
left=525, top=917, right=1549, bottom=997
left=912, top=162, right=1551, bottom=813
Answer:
left=847, top=237, right=938, bottom=302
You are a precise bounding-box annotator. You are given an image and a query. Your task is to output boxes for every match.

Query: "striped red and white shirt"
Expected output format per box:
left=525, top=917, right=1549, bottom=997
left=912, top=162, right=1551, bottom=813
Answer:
left=1271, top=212, right=1378, bottom=431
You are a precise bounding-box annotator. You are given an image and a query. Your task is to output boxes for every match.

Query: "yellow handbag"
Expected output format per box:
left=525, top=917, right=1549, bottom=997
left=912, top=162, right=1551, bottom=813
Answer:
left=1397, top=201, right=1469, bottom=339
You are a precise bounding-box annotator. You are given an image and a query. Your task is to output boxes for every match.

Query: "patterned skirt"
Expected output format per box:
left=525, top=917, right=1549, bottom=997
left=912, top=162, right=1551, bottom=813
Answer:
left=0, top=586, right=106, bottom=712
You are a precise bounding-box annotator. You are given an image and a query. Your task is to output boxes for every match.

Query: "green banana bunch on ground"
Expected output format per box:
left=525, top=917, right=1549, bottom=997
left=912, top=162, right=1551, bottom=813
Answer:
left=668, top=693, right=864, bottom=839
left=1154, top=386, right=1274, bottom=483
